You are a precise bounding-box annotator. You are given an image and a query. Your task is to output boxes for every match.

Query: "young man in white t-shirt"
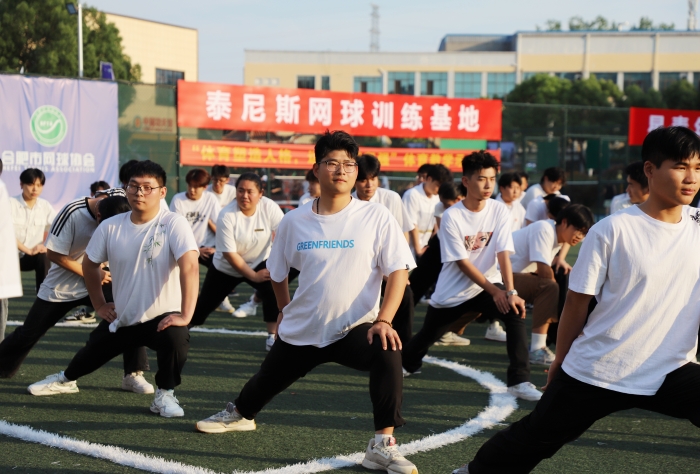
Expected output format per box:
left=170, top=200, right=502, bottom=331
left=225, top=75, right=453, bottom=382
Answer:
left=0, top=170, right=23, bottom=342
left=28, top=161, right=200, bottom=418
left=403, top=151, right=542, bottom=402
left=509, top=204, right=594, bottom=366
left=0, top=190, right=152, bottom=394
left=520, top=167, right=565, bottom=209
left=456, top=126, right=700, bottom=474
left=402, top=163, right=452, bottom=257
left=196, top=131, right=419, bottom=474
left=495, top=172, right=526, bottom=232
left=207, top=164, right=237, bottom=207
left=298, top=168, right=320, bottom=206
left=11, top=168, right=57, bottom=291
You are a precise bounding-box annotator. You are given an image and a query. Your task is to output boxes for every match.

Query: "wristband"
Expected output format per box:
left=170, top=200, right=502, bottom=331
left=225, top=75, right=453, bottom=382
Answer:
left=373, top=319, right=393, bottom=328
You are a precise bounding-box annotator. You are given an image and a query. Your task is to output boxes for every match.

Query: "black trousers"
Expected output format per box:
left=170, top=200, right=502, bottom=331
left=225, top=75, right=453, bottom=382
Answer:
left=235, top=323, right=404, bottom=431
left=409, top=234, right=442, bottom=305
left=402, top=284, right=530, bottom=387
left=381, top=280, right=414, bottom=344
left=190, top=262, right=298, bottom=326
left=64, top=314, right=189, bottom=390
left=19, top=253, right=50, bottom=292
left=469, top=364, right=700, bottom=473
left=0, top=285, right=148, bottom=379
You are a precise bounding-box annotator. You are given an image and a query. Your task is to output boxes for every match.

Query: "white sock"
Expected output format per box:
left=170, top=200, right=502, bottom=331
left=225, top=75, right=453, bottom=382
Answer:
left=375, top=434, right=392, bottom=445
left=59, top=371, right=70, bottom=383
left=531, top=333, right=548, bottom=352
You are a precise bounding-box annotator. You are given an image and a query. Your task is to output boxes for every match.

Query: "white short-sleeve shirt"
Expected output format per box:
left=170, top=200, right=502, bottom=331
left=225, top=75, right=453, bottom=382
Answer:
left=267, top=198, right=416, bottom=347
left=510, top=219, right=561, bottom=273
left=525, top=194, right=570, bottom=223
left=431, top=199, right=515, bottom=308
left=208, top=183, right=237, bottom=207
left=0, top=179, right=22, bottom=299
left=86, top=210, right=199, bottom=332
left=298, top=192, right=314, bottom=206
left=10, top=196, right=57, bottom=255
left=496, top=194, right=526, bottom=232
left=401, top=184, right=439, bottom=249
left=610, top=193, right=632, bottom=214
left=563, top=206, right=700, bottom=395
left=353, top=187, right=414, bottom=233
left=169, top=191, right=221, bottom=248
left=213, top=197, right=284, bottom=277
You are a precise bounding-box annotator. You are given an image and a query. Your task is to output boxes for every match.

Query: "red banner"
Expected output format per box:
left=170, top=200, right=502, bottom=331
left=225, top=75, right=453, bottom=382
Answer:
left=629, top=107, right=700, bottom=145
left=177, top=81, right=502, bottom=140
left=179, top=139, right=499, bottom=173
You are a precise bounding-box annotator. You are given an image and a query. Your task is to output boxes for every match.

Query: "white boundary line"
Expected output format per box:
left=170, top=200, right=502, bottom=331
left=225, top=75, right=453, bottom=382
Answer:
left=0, top=353, right=516, bottom=474
left=6, top=321, right=269, bottom=337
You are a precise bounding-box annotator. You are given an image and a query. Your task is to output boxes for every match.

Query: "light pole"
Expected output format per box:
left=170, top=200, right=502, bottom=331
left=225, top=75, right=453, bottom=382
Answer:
left=66, top=3, right=83, bottom=77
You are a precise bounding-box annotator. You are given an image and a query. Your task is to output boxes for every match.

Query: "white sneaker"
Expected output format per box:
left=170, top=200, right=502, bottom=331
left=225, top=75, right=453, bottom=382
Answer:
left=362, top=436, right=418, bottom=474
left=402, top=367, right=421, bottom=377
left=122, top=371, right=155, bottom=394
left=196, top=402, right=256, bottom=433
left=150, top=388, right=184, bottom=418
left=529, top=347, right=555, bottom=366
left=484, top=321, right=507, bottom=342
left=63, top=307, right=96, bottom=324
left=28, top=372, right=79, bottom=396
left=434, top=332, right=471, bottom=346
left=452, top=464, right=470, bottom=474
left=507, top=382, right=542, bottom=401
left=217, top=297, right=235, bottom=313
left=233, top=296, right=258, bottom=318
left=266, top=334, right=275, bottom=352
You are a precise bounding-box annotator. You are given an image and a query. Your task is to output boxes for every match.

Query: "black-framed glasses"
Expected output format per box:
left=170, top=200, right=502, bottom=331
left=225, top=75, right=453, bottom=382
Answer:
left=320, top=160, right=358, bottom=173
left=126, top=184, right=163, bottom=195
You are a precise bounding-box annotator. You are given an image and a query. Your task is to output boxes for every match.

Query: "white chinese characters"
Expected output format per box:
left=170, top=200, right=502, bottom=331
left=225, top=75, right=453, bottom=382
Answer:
left=648, top=115, right=664, bottom=132
left=400, top=103, right=423, bottom=131
left=339, top=99, right=364, bottom=128
left=371, top=101, right=394, bottom=130
left=241, top=94, right=266, bottom=123
left=430, top=104, right=452, bottom=131
left=309, top=98, right=332, bottom=126
left=275, top=94, right=300, bottom=125
left=457, top=104, right=480, bottom=132
left=205, top=90, right=232, bottom=121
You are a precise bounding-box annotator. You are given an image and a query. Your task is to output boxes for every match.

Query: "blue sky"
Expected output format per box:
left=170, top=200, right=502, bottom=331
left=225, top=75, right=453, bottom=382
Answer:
left=88, top=0, right=691, bottom=84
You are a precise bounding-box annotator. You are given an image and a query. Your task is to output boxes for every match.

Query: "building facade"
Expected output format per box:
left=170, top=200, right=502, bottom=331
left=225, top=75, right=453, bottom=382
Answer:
left=244, top=30, right=700, bottom=98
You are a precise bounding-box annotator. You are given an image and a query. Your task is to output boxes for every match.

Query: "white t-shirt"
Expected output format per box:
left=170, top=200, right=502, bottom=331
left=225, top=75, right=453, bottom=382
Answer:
left=268, top=198, right=416, bottom=347
left=353, top=187, right=414, bottom=233
left=520, top=183, right=545, bottom=209
left=525, top=194, right=570, bottom=223
left=610, top=193, right=632, bottom=214
left=86, top=210, right=199, bottom=332
left=495, top=194, right=526, bottom=232
left=434, top=201, right=446, bottom=219
left=563, top=206, right=700, bottom=395
left=160, top=199, right=169, bottom=212
left=431, top=199, right=514, bottom=308
left=298, top=192, right=314, bottom=206
left=169, top=191, right=221, bottom=248
left=0, top=179, right=22, bottom=299
left=402, top=184, right=439, bottom=249
left=208, top=183, right=237, bottom=207
left=510, top=219, right=561, bottom=273
left=213, top=197, right=284, bottom=278
left=11, top=196, right=57, bottom=256
left=38, top=198, right=98, bottom=302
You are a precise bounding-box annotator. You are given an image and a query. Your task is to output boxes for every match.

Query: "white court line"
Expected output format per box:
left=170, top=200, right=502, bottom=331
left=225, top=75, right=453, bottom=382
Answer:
left=0, top=355, right=517, bottom=474
left=6, top=321, right=268, bottom=337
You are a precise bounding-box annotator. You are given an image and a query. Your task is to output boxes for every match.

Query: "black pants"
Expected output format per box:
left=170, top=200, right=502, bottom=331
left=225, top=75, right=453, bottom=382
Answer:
left=409, top=234, right=442, bottom=305
left=190, top=262, right=298, bottom=327
left=469, top=364, right=700, bottom=473
left=19, top=253, right=50, bottom=292
left=403, top=284, right=530, bottom=387
left=235, top=323, right=404, bottom=431
left=381, top=280, right=414, bottom=344
left=0, top=286, right=148, bottom=379
left=64, top=314, right=189, bottom=390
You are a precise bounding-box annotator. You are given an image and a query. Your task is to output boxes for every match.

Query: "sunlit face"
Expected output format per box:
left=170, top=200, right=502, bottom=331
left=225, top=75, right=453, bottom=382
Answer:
left=212, top=176, right=229, bottom=194
left=314, top=150, right=357, bottom=196
left=559, top=220, right=586, bottom=246
left=423, top=177, right=441, bottom=196
left=186, top=184, right=206, bottom=201
left=542, top=177, right=563, bottom=195
left=126, top=176, right=164, bottom=213
left=462, top=167, right=497, bottom=202
left=499, top=182, right=521, bottom=204
left=21, top=178, right=43, bottom=201
left=626, top=176, right=649, bottom=204
left=355, top=175, right=379, bottom=201
left=645, top=156, right=700, bottom=207
left=236, top=179, right=263, bottom=212
left=416, top=172, right=427, bottom=185
left=308, top=181, right=321, bottom=197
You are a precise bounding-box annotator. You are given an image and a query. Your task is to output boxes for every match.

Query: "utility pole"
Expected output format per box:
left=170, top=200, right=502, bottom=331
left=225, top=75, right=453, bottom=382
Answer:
left=370, top=4, right=380, bottom=52
left=78, top=2, right=83, bottom=77
left=690, top=0, right=698, bottom=31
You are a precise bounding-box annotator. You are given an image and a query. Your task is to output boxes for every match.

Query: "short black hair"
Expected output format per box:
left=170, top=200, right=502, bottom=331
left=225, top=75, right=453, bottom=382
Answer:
left=357, top=154, right=381, bottom=181
left=305, top=168, right=318, bottom=183
left=624, top=161, right=648, bottom=189
left=426, top=163, right=452, bottom=184
left=314, top=130, right=359, bottom=163
left=498, top=172, right=521, bottom=189
left=541, top=167, right=566, bottom=185
left=556, top=203, right=594, bottom=234
left=185, top=168, right=211, bottom=187
left=642, top=126, right=700, bottom=168
left=545, top=195, right=570, bottom=219
left=517, top=171, right=529, bottom=181
left=119, top=159, right=139, bottom=185
left=19, top=168, right=45, bottom=185
left=97, top=195, right=131, bottom=222
left=90, top=180, right=110, bottom=195
left=129, top=160, right=166, bottom=187
left=211, top=165, right=230, bottom=180
left=417, top=164, right=433, bottom=175
left=462, top=151, right=499, bottom=177
left=438, top=182, right=461, bottom=201
left=236, top=172, right=263, bottom=192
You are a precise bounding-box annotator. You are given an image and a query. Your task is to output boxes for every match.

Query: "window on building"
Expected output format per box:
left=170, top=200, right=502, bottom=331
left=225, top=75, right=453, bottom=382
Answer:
left=420, top=72, right=447, bottom=97
left=659, top=72, right=681, bottom=92
left=454, top=73, right=481, bottom=98
left=522, top=72, right=546, bottom=81
left=297, top=76, right=315, bottom=89
left=388, top=72, right=414, bottom=95
left=623, top=72, right=652, bottom=92
left=156, top=68, right=184, bottom=85
left=556, top=72, right=582, bottom=81
left=353, top=76, right=382, bottom=93
left=695, top=72, right=700, bottom=92
left=591, top=73, right=618, bottom=83
left=487, top=72, right=516, bottom=98
left=321, top=76, right=330, bottom=90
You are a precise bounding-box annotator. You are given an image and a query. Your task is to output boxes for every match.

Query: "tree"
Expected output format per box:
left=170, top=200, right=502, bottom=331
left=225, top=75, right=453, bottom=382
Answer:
left=662, top=80, right=699, bottom=110
left=505, top=74, right=571, bottom=105
left=569, top=15, right=619, bottom=31
left=0, top=0, right=140, bottom=81
left=621, top=85, right=666, bottom=108
left=632, top=16, right=675, bottom=31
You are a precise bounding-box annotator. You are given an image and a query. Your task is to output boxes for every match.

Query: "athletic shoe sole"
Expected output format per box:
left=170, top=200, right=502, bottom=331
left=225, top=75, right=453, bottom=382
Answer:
left=122, top=382, right=155, bottom=394
left=195, top=421, right=256, bottom=433
left=28, top=385, right=79, bottom=396
left=150, top=405, right=184, bottom=418
left=361, top=459, right=418, bottom=474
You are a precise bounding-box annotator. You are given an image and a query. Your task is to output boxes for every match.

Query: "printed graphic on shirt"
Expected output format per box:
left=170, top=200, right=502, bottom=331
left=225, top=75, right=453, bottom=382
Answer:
left=690, top=208, right=700, bottom=225
left=296, top=239, right=355, bottom=251
left=143, top=223, right=166, bottom=265
left=184, top=211, right=204, bottom=226
left=465, top=232, right=493, bottom=252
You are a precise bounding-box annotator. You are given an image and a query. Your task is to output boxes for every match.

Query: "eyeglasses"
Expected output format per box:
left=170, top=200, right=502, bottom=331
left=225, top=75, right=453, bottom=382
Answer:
left=126, top=184, right=163, bottom=195
left=320, top=160, right=358, bottom=173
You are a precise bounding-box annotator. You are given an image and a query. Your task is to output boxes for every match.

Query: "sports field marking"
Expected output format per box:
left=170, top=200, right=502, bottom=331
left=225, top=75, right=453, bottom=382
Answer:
left=6, top=320, right=268, bottom=337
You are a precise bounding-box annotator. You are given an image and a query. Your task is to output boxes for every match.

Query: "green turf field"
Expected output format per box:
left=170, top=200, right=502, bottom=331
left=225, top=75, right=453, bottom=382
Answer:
left=1, top=264, right=699, bottom=474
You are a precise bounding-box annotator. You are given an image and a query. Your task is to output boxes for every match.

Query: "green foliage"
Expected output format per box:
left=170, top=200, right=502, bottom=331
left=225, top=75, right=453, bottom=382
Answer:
left=569, top=15, right=619, bottom=31
left=632, top=16, right=675, bottom=31
left=662, top=79, right=700, bottom=110
left=505, top=74, right=571, bottom=105
left=621, top=84, right=666, bottom=108
left=0, top=0, right=140, bottom=81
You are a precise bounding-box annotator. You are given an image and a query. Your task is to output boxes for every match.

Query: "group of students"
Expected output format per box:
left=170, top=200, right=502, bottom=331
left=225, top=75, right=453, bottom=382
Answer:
left=0, top=125, right=698, bottom=474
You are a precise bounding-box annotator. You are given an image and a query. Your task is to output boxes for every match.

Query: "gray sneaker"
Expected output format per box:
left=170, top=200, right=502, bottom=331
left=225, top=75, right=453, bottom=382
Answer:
left=196, top=402, right=256, bottom=433
left=362, top=437, right=418, bottom=474
left=434, top=332, right=470, bottom=346
left=529, top=346, right=555, bottom=366
left=452, top=464, right=470, bottom=474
